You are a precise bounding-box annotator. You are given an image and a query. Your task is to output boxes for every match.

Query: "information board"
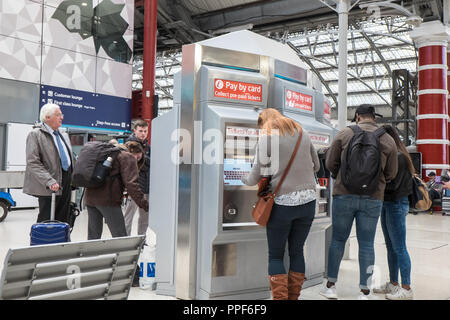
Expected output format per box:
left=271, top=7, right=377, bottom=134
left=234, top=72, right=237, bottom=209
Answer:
left=39, top=85, right=131, bottom=132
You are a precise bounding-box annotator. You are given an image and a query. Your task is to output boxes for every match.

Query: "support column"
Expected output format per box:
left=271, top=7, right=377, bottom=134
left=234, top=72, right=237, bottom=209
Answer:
left=337, top=0, right=349, bottom=130
left=410, top=21, right=450, bottom=178
left=142, top=0, right=158, bottom=144
left=448, top=42, right=450, bottom=169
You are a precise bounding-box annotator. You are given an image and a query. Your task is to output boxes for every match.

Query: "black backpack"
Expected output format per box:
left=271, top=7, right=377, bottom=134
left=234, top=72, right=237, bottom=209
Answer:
left=72, top=141, right=122, bottom=188
left=340, top=125, right=386, bottom=195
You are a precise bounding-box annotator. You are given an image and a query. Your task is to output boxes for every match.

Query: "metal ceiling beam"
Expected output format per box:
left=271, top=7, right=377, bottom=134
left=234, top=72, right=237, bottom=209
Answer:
left=287, top=42, right=338, bottom=107
left=315, top=56, right=416, bottom=72
left=353, top=24, right=393, bottom=76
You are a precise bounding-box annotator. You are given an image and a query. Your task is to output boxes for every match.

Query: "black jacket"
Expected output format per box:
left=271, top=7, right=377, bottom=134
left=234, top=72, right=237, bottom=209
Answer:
left=126, top=134, right=150, bottom=194
left=384, top=152, right=413, bottom=202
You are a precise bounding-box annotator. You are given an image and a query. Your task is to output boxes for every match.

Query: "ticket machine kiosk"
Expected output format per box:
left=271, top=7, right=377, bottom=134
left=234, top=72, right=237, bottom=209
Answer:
left=150, top=45, right=272, bottom=299
left=150, top=32, right=336, bottom=299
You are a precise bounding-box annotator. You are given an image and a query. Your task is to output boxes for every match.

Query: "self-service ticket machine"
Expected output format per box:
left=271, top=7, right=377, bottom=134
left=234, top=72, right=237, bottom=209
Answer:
left=268, top=60, right=333, bottom=287
left=150, top=45, right=272, bottom=299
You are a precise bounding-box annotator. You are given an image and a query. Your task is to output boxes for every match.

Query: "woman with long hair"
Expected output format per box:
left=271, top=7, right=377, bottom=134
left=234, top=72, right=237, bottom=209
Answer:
left=242, top=108, right=320, bottom=300
left=374, top=125, right=414, bottom=299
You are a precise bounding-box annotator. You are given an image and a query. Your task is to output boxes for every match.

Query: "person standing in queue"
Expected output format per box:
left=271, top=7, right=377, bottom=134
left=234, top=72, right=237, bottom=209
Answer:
left=322, top=104, right=398, bottom=300
left=373, top=125, right=414, bottom=300
left=242, top=108, right=320, bottom=300
left=24, top=103, right=73, bottom=223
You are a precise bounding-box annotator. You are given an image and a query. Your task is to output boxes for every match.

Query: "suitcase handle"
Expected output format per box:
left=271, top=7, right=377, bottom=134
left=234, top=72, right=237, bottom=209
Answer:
left=50, top=191, right=56, bottom=221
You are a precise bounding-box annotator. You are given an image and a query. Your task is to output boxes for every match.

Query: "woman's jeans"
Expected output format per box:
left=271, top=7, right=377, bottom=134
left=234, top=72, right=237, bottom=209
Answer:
left=327, top=195, right=382, bottom=290
left=266, top=200, right=315, bottom=275
left=381, top=197, right=411, bottom=285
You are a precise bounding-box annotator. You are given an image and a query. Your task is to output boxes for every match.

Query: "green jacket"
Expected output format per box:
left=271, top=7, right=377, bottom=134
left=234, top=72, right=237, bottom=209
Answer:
left=23, top=123, right=73, bottom=196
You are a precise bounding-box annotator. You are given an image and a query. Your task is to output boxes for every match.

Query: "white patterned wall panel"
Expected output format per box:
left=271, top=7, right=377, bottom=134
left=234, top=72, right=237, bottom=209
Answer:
left=41, top=45, right=96, bottom=92
left=0, top=0, right=42, bottom=43
left=1, top=0, right=134, bottom=99
left=0, top=36, right=41, bottom=83
left=96, top=57, right=132, bottom=98
left=42, top=3, right=98, bottom=56
left=114, top=0, right=134, bottom=31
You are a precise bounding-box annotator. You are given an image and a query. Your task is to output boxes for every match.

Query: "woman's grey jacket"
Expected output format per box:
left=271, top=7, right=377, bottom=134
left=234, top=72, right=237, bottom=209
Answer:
left=23, top=123, right=73, bottom=197
left=242, top=129, right=320, bottom=196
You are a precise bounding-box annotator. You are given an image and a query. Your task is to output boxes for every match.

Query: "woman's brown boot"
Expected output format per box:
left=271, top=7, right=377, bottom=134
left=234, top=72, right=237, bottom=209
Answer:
left=268, top=274, right=288, bottom=300
left=288, top=271, right=306, bottom=300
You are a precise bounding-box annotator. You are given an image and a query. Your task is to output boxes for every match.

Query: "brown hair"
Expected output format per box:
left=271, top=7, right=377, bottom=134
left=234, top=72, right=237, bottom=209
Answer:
left=133, top=119, right=149, bottom=130
left=257, top=108, right=283, bottom=128
left=383, top=125, right=415, bottom=175
left=258, top=109, right=301, bottom=136
left=124, top=141, right=144, bottom=169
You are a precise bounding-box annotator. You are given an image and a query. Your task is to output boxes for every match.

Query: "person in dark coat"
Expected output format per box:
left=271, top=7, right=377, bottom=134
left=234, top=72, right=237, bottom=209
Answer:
left=123, top=119, right=151, bottom=236
left=85, top=142, right=148, bottom=240
left=373, top=125, right=414, bottom=300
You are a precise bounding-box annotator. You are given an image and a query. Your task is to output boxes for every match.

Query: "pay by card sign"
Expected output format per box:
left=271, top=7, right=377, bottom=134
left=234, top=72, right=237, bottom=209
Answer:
left=214, top=79, right=263, bottom=102
left=285, top=89, right=313, bottom=112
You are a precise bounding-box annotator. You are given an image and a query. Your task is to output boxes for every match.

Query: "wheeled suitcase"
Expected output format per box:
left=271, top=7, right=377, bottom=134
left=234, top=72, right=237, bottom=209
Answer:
left=30, top=192, right=71, bottom=246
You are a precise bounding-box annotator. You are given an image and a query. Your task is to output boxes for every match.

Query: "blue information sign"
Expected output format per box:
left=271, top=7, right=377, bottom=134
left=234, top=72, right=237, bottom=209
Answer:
left=39, top=85, right=131, bottom=132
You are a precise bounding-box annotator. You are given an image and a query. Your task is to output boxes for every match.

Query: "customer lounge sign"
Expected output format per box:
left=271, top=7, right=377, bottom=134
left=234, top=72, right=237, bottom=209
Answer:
left=40, top=84, right=131, bottom=132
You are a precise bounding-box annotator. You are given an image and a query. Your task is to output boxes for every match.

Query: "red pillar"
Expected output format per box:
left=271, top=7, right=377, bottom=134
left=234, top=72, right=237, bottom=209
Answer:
left=410, top=21, right=450, bottom=178
left=142, top=0, right=158, bottom=145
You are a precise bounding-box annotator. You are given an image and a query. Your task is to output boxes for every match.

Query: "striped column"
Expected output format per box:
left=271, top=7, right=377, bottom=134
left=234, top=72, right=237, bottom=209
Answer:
left=411, top=21, right=450, bottom=178
left=448, top=44, right=450, bottom=168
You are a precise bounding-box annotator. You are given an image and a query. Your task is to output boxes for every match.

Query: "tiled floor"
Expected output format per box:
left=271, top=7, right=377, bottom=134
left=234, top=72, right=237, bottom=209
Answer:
left=1, top=207, right=449, bottom=300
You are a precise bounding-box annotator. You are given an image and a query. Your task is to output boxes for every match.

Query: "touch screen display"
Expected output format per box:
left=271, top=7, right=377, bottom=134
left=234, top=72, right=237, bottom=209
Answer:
left=223, top=159, right=252, bottom=186
left=223, top=125, right=259, bottom=187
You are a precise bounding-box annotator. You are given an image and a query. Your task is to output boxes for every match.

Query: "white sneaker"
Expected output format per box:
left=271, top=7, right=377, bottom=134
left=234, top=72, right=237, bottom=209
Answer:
left=357, top=291, right=379, bottom=300
left=319, top=284, right=338, bottom=299
left=373, top=282, right=399, bottom=294
left=386, top=287, right=414, bottom=300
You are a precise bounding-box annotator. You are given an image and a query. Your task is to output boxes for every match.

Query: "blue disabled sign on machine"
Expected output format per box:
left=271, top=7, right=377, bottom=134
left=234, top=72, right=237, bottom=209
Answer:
left=39, top=85, right=131, bottom=132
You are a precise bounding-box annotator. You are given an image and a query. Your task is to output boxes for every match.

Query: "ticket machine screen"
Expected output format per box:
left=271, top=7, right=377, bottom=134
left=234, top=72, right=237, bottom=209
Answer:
left=222, top=124, right=259, bottom=229
left=223, top=159, right=252, bottom=186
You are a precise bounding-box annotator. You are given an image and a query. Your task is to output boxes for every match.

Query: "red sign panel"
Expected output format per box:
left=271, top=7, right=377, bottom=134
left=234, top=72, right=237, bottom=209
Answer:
left=309, top=132, right=330, bottom=146
left=285, top=89, right=313, bottom=111
left=324, top=101, right=331, bottom=121
left=214, top=79, right=263, bottom=102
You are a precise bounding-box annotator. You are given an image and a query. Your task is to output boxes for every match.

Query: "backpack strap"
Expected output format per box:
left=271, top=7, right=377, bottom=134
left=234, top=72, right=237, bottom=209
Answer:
left=373, top=127, right=386, bottom=138
left=348, top=125, right=362, bottom=134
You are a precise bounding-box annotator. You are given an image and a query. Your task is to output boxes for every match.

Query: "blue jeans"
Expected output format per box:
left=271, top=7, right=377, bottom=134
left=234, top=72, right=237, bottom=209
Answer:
left=327, top=195, right=382, bottom=290
left=381, top=197, right=411, bottom=285
left=266, top=201, right=315, bottom=275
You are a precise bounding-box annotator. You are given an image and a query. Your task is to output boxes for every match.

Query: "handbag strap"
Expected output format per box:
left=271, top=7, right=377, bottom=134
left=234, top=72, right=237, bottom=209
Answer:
left=273, top=128, right=303, bottom=196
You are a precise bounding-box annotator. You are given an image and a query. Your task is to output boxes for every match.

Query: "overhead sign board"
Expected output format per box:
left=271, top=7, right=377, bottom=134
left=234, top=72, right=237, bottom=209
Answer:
left=285, top=89, right=313, bottom=112
left=214, top=79, right=263, bottom=102
left=39, top=85, right=131, bottom=132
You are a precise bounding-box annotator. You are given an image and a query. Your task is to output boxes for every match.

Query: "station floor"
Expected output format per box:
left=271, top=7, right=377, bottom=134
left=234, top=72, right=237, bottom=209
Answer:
left=0, top=207, right=449, bottom=300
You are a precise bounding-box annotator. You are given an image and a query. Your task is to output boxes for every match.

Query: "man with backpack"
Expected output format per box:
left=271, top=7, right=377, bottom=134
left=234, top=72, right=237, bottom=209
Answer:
left=321, top=104, right=398, bottom=300
left=73, top=140, right=148, bottom=240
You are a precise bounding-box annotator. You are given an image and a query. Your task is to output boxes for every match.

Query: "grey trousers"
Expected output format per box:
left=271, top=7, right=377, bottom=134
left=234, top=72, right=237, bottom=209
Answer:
left=87, top=205, right=128, bottom=240
left=123, top=194, right=149, bottom=236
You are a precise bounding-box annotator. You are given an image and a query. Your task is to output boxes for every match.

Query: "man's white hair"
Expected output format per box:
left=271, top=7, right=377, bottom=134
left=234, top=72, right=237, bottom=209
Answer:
left=40, top=103, right=61, bottom=123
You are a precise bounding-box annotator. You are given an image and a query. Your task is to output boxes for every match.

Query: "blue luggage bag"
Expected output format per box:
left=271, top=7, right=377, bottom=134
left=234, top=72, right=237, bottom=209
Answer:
left=30, top=192, right=70, bottom=246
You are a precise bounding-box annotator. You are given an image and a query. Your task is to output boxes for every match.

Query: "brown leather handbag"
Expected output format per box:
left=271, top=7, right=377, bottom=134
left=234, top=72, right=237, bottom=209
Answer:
left=251, top=129, right=303, bottom=226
